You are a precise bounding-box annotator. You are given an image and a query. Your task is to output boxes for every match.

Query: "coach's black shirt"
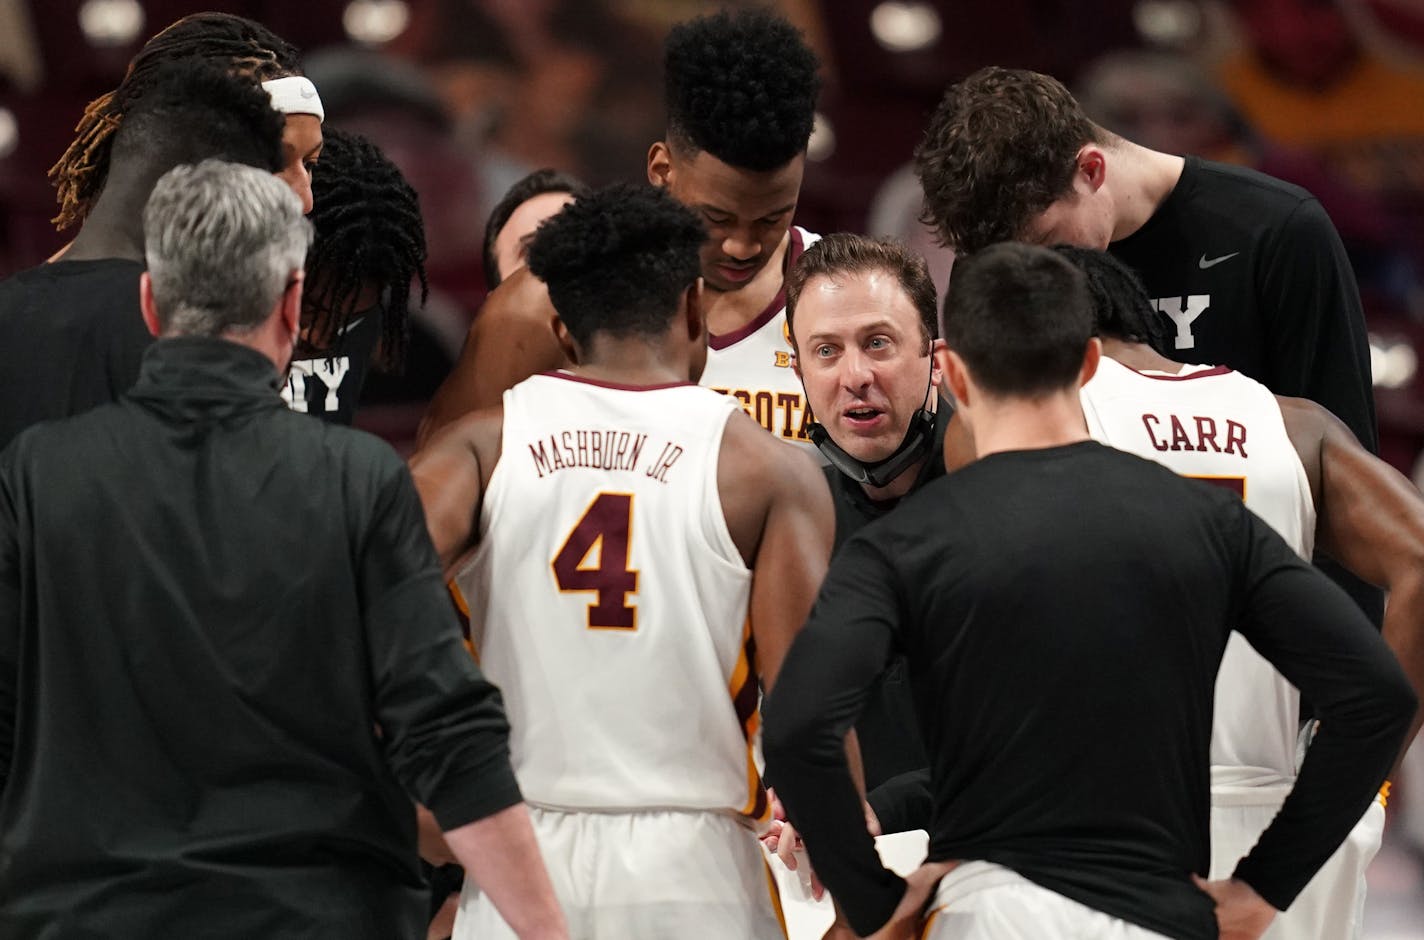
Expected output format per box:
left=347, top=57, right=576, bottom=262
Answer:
left=764, top=442, right=1413, bottom=939
left=0, top=259, right=152, bottom=451
left=0, top=338, right=521, bottom=939
left=823, top=403, right=950, bottom=833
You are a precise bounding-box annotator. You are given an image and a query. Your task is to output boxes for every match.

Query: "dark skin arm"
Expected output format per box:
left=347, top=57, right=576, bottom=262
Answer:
left=406, top=411, right=504, bottom=871
left=1279, top=396, right=1424, bottom=773
left=717, top=410, right=835, bottom=694
left=720, top=412, right=877, bottom=923
left=417, top=268, right=570, bottom=448
left=409, top=406, right=505, bottom=575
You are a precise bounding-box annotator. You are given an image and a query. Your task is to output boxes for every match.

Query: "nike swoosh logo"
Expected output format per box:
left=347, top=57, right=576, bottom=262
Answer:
left=1199, top=252, right=1239, bottom=269
left=300, top=87, right=317, bottom=99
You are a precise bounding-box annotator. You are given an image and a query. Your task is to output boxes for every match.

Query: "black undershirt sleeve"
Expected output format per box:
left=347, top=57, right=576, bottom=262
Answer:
left=763, top=533, right=908, bottom=936
left=866, top=768, right=932, bottom=835
left=1227, top=503, right=1415, bottom=908
left=360, top=464, right=523, bottom=831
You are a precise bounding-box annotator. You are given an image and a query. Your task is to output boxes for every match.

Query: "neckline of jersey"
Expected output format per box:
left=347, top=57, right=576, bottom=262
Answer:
left=541, top=371, right=698, bottom=392
left=706, top=226, right=806, bottom=352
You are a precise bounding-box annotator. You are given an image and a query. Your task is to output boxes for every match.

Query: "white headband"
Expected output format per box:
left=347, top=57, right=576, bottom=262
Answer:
left=261, top=76, right=325, bottom=123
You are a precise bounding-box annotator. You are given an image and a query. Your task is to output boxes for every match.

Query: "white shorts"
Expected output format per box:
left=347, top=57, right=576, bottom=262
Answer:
left=1209, top=787, right=1386, bottom=940
left=451, top=806, right=786, bottom=940
left=770, top=830, right=929, bottom=940
left=921, top=861, right=1174, bottom=940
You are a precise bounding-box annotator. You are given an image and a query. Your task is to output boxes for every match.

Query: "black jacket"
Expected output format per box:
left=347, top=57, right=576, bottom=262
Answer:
left=0, top=338, right=519, bottom=939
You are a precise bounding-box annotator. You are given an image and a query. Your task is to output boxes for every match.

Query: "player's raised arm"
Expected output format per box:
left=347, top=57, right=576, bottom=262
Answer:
left=409, top=407, right=503, bottom=572
left=417, top=269, right=568, bottom=447
left=1280, top=396, right=1424, bottom=767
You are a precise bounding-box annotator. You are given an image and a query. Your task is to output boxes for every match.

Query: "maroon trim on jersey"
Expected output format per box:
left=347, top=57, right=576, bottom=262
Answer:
left=707, top=226, right=807, bottom=352
left=539, top=371, right=696, bottom=392
left=1123, top=364, right=1234, bottom=382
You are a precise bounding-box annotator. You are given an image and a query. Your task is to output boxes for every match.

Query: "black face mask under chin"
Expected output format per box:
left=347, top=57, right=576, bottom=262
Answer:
left=807, top=358, right=937, bottom=490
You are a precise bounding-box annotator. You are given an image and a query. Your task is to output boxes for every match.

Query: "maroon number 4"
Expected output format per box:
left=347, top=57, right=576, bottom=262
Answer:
left=552, top=492, right=639, bottom=630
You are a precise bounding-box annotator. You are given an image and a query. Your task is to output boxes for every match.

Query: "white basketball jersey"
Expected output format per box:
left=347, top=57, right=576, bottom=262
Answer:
left=700, top=226, right=820, bottom=455
left=452, top=372, right=769, bottom=820
left=1081, top=357, right=1316, bottom=787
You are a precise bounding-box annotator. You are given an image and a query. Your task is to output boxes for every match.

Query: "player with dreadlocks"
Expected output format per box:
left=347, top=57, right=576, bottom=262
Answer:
left=48, top=11, right=322, bottom=230
left=0, top=58, right=286, bottom=451
left=418, top=8, right=823, bottom=451
left=283, top=129, right=428, bottom=425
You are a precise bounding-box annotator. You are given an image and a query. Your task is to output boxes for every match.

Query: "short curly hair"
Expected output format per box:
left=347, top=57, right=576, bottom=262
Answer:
left=664, top=8, right=820, bottom=171
left=914, top=67, right=1109, bottom=253
left=527, top=183, right=706, bottom=348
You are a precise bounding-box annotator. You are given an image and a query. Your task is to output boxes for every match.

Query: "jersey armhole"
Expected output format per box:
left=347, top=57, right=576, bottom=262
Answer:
left=700, top=404, right=752, bottom=574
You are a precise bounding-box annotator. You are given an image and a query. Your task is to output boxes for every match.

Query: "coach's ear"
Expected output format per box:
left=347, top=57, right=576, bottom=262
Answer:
left=140, top=272, right=162, bottom=338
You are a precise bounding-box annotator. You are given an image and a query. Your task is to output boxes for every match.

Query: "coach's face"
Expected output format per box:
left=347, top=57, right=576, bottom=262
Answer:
left=650, top=144, right=803, bottom=293
left=792, top=269, right=939, bottom=464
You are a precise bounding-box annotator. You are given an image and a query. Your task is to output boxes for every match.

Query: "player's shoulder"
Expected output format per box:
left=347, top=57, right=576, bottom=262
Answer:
left=720, top=406, right=822, bottom=487
left=1186, top=157, right=1321, bottom=225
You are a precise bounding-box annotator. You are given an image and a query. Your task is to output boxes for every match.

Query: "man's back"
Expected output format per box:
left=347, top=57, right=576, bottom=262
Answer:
left=879, top=443, right=1236, bottom=937
left=811, top=440, right=1398, bottom=940
left=452, top=372, right=766, bottom=817
left=0, top=338, right=506, bottom=939
left=0, top=260, right=151, bottom=451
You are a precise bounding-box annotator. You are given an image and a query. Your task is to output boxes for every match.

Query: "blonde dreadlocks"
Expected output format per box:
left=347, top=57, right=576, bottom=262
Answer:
left=48, top=12, right=301, bottom=232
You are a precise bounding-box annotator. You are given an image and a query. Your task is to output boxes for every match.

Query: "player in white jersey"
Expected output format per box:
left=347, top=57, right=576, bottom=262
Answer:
left=417, top=9, right=823, bottom=452
left=1055, top=246, right=1424, bottom=940
left=410, top=184, right=833, bottom=939
left=698, top=225, right=821, bottom=446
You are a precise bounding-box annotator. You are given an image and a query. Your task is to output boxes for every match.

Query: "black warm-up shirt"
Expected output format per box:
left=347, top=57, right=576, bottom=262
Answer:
left=763, top=442, right=1413, bottom=940
left=1111, top=156, right=1382, bottom=622
left=0, top=338, right=521, bottom=939
left=0, top=259, right=152, bottom=451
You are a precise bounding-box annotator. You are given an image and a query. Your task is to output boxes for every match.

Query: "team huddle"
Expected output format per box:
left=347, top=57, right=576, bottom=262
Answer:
left=0, top=8, right=1421, bottom=940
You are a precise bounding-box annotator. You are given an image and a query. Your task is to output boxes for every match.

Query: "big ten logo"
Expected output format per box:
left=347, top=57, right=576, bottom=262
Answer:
left=774, top=322, right=795, bottom=368
left=711, top=387, right=814, bottom=442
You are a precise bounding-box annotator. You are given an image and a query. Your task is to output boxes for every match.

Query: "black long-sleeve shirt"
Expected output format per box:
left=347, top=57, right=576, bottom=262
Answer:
left=763, top=442, right=1414, bottom=940
left=0, top=338, right=520, bottom=939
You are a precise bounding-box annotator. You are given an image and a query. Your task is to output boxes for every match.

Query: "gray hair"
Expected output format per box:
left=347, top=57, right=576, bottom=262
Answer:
left=143, top=159, right=313, bottom=336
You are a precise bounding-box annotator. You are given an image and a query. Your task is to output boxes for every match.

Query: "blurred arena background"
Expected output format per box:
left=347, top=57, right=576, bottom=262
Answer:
left=0, top=2, right=1421, bottom=932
